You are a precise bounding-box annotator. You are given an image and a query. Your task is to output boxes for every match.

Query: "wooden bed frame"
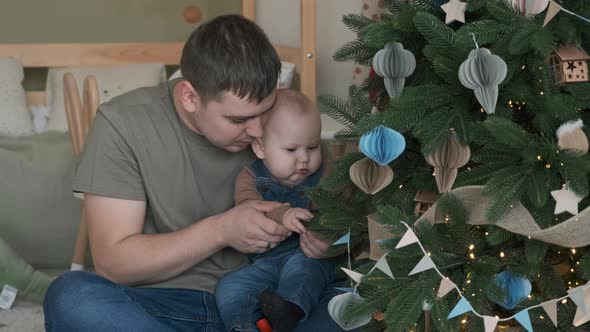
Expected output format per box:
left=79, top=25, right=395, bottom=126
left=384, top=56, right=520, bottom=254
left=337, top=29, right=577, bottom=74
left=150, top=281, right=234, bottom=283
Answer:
left=0, top=0, right=317, bottom=106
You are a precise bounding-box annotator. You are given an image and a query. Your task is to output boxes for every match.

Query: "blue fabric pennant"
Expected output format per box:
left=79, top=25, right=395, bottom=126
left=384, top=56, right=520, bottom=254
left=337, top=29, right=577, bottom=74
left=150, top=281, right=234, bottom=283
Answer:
left=332, top=232, right=350, bottom=245
left=514, top=309, right=533, bottom=332
left=448, top=297, right=473, bottom=319
left=335, top=287, right=355, bottom=293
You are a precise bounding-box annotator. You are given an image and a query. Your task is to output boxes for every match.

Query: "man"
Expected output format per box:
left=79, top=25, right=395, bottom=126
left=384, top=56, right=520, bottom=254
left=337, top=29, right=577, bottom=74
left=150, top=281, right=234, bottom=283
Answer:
left=44, top=15, right=348, bottom=332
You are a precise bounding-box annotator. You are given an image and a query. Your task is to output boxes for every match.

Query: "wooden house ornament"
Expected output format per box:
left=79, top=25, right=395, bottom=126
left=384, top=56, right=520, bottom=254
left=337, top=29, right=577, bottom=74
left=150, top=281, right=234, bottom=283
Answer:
left=547, top=46, right=590, bottom=84
left=414, top=191, right=439, bottom=217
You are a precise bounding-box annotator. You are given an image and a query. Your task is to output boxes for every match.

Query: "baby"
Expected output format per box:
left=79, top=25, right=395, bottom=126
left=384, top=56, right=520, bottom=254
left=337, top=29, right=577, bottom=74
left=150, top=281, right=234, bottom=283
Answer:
left=215, top=90, right=334, bottom=332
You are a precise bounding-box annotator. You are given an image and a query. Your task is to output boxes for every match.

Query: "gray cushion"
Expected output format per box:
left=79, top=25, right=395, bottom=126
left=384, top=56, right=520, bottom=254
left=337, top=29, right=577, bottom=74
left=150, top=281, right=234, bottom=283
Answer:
left=0, top=132, right=81, bottom=268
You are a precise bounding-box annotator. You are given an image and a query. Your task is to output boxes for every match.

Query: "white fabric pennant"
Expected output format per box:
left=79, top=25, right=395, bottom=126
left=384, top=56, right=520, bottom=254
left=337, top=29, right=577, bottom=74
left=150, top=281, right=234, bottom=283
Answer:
left=341, top=267, right=364, bottom=284
left=409, top=255, right=435, bottom=275
left=483, top=316, right=498, bottom=332
left=395, top=228, right=419, bottom=249
left=374, top=255, right=394, bottom=279
left=573, top=308, right=590, bottom=327
left=568, top=286, right=588, bottom=313
left=543, top=0, right=562, bottom=26
left=437, top=277, right=456, bottom=298
left=541, top=300, right=558, bottom=327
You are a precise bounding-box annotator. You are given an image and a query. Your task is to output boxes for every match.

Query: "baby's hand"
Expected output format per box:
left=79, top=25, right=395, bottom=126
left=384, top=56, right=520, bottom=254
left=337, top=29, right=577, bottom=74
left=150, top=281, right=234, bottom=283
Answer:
left=282, top=208, right=313, bottom=234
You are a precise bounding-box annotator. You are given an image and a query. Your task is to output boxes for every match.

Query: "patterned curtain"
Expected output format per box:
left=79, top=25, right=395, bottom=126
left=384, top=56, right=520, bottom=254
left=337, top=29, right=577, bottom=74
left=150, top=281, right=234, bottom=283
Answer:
left=351, top=0, right=387, bottom=85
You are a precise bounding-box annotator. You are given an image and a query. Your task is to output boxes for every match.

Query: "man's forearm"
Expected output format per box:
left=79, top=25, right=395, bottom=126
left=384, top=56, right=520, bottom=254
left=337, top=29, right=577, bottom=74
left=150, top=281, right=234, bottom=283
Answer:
left=93, top=215, right=226, bottom=286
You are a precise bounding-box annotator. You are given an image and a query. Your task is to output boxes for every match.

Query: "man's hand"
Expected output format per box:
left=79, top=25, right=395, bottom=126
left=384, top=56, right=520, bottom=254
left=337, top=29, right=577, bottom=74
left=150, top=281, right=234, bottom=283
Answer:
left=281, top=208, right=313, bottom=234
left=220, top=200, right=291, bottom=254
left=299, top=231, right=334, bottom=259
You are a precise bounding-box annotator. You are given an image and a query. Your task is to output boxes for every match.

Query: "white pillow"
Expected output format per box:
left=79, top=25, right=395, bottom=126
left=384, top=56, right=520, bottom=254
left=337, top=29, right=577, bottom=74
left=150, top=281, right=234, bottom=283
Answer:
left=0, top=58, right=34, bottom=136
left=279, top=61, right=295, bottom=89
left=169, top=68, right=182, bottom=80
left=45, top=64, right=167, bottom=132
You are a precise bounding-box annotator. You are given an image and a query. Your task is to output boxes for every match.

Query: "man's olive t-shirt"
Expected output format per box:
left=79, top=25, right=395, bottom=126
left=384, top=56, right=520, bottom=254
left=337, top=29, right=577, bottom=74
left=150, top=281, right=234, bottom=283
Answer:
left=73, top=80, right=254, bottom=293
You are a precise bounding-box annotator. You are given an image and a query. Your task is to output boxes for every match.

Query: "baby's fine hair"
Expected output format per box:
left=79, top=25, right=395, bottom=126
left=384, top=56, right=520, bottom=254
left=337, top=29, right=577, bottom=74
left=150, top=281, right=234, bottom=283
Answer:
left=271, top=89, right=316, bottom=117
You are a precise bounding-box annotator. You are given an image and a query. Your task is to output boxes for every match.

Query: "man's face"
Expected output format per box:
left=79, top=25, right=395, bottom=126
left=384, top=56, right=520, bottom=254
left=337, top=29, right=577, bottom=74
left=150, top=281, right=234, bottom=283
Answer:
left=193, top=90, right=277, bottom=152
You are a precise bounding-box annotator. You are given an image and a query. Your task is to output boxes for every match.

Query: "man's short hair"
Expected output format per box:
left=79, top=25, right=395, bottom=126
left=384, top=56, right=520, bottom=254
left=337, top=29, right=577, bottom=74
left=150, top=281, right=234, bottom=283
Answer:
left=180, top=14, right=281, bottom=105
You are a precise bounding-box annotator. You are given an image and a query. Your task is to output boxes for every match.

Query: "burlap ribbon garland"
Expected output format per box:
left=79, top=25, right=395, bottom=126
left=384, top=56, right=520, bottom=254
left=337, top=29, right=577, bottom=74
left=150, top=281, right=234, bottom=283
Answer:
left=416, top=185, right=590, bottom=248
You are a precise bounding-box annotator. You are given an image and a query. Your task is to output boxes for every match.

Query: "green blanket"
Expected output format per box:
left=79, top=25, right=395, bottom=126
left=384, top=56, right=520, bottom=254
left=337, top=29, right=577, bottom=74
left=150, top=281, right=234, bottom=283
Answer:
left=0, top=132, right=82, bottom=269
left=0, top=237, right=53, bottom=302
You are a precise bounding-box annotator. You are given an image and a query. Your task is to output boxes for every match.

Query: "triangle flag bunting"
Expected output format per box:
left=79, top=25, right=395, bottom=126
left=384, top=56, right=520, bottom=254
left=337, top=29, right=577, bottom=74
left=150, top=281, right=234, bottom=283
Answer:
left=541, top=300, right=558, bottom=327
left=573, top=308, right=590, bottom=327
left=409, top=255, right=435, bottom=275
left=514, top=309, right=533, bottom=332
left=395, top=228, right=419, bottom=249
left=448, top=297, right=473, bottom=319
left=483, top=316, right=498, bottom=332
left=332, top=232, right=350, bottom=245
left=543, top=0, right=562, bottom=27
left=374, top=255, right=394, bottom=279
left=437, top=277, right=456, bottom=298
left=341, top=267, right=363, bottom=284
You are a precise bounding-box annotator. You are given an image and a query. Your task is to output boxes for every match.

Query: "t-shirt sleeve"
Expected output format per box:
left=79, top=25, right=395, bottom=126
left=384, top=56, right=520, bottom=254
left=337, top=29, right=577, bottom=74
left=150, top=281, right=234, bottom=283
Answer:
left=72, top=110, right=145, bottom=201
left=234, top=167, right=289, bottom=224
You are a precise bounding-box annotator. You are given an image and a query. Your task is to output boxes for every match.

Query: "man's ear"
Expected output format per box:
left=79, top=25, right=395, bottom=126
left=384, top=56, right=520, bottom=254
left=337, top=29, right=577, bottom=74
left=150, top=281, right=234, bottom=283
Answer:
left=251, top=138, right=265, bottom=159
left=177, top=80, right=201, bottom=113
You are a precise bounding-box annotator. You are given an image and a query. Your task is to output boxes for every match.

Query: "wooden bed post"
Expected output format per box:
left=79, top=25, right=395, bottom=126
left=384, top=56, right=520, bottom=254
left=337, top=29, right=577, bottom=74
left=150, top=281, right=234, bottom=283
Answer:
left=301, top=0, right=317, bottom=103
left=240, top=0, right=317, bottom=102
left=242, top=0, right=256, bottom=21
left=65, top=73, right=100, bottom=271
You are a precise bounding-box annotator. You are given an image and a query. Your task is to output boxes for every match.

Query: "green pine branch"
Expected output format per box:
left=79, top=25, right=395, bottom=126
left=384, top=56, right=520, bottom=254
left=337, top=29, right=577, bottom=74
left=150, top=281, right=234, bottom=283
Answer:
left=341, top=14, right=373, bottom=34
left=333, top=40, right=377, bottom=66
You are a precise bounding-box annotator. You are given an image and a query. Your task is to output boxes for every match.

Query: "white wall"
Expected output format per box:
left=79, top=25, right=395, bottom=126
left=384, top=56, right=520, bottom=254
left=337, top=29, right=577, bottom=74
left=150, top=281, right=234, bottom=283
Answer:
left=256, top=0, right=359, bottom=136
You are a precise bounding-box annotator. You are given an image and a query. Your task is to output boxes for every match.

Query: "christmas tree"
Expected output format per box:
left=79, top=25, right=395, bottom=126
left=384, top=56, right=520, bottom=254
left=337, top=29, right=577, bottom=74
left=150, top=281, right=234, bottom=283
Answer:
left=311, top=0, right=590, bottom=331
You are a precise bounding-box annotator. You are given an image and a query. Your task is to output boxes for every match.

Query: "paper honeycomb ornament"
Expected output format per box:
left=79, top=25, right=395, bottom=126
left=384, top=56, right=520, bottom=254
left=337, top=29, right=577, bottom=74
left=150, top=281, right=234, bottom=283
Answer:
left=557, top=119, right=589, bottom=153
left=359, top=125, right=406, bottom=166
left=349, top=158, right=394, bottom=195
left=547, top=45, right=590, bottom=84
left=372, top=42, right=416, bottom=98
left=492, top=271, right=532, bottom=310
left=425, top=131, right=471, bottom=193
left=509, top=0, right=549, bottom=16
left=459, top=47, right=507, bottom=114
left=328, top=292, right=373, bottom=330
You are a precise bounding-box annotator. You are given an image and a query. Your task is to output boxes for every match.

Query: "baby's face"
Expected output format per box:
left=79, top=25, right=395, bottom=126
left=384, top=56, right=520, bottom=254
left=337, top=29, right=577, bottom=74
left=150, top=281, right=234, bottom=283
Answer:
left=260, top=110, right=322, bottom=187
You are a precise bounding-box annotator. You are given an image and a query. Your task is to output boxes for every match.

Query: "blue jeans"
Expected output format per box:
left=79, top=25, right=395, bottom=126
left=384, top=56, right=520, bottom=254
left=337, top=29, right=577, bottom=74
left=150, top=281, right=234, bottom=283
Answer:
left=216, top=236, right=340, bottom=332
left=44, top=271, right=224, bottom=332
